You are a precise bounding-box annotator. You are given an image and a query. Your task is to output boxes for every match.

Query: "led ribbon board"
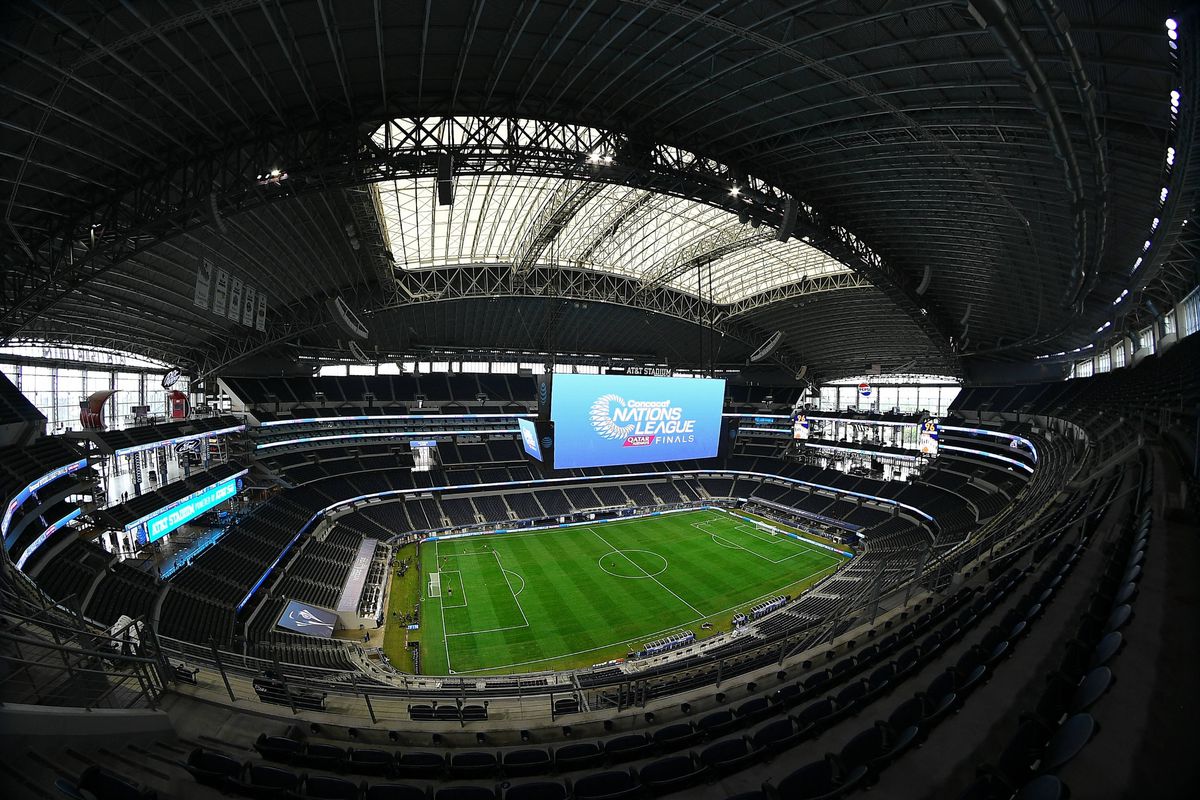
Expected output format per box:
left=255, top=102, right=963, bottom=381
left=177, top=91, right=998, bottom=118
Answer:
left=938, top=425, right=1038, bottom=463
left=256, top=429, right=519, bottom=450
left=550, top=374, right=726, bottom=468
left=3, top=458, right=87, bottom=544
left=16, top=507, right=83, bottom=570
left=136, top=474, right=241, bottom=544
left=114, top=424, right=245, bottom=457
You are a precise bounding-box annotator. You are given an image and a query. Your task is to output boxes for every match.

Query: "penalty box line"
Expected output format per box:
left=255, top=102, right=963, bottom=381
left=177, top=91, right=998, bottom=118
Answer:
left=711, top=515, right=845, bottom=565
left=442, top=550, right=531, bottom=639
left=692, top=519, right=813, bottom=565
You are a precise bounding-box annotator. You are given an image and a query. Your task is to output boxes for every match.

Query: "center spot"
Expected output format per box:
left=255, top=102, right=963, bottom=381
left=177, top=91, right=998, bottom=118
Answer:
left=598, top=549, right=669, bottom=578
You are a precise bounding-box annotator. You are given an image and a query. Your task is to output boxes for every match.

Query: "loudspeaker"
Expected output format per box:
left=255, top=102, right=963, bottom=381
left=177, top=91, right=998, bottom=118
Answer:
left=775, top=196, right=797, bottom=242
left=437, top=152, right=454, bottom=206
left=749, top=330, right=785, bottom=363
left=916, top=264, right=933, bottom=295
left=327, top=296, right=369, bottom=340
left=348, top=340, right=371, bottom=364
left=209, top=192, right=227, bottom=234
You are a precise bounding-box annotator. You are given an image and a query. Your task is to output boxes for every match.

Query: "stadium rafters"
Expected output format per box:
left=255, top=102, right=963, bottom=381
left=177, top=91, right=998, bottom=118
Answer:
left=0, top=1, right=1191, bottom=379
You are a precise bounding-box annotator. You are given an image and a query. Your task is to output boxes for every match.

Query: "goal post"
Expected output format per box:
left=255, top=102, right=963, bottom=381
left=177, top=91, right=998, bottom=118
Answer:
left=429, top=572, right=442, bottom=598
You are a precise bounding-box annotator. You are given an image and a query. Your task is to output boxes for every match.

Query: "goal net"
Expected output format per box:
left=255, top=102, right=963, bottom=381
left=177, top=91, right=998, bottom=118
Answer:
left=428, top=572, right=441, bottom=598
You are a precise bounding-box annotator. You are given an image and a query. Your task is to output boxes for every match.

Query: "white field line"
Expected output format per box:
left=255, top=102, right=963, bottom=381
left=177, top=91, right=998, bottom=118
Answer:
left=586, top=527, right=704, bottom=617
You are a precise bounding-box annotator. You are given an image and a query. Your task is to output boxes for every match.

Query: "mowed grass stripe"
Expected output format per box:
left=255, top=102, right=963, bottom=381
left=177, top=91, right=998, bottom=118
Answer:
left=416, top=509, right=849, bottom=674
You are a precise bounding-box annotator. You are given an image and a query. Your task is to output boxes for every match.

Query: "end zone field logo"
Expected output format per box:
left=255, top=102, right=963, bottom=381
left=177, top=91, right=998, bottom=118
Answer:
left=589, top=393, right=696, bottom=448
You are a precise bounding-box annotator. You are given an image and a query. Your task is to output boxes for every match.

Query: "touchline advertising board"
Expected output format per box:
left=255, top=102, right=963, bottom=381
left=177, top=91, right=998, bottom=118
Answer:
left=549, top=374, right=726, bottom=468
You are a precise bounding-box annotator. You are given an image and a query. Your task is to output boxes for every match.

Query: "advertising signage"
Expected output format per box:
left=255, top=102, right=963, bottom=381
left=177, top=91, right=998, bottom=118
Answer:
left=517, top=417, right=544, bottom=461
left=275, top=599, right=337, bottom=639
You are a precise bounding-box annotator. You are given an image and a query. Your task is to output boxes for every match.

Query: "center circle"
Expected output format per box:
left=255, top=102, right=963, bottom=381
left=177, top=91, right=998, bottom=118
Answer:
left=598, top=549, right=669, bottom=579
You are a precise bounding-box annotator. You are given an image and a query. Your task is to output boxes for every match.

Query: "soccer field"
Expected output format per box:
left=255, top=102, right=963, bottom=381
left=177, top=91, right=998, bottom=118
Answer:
left=414, top=509, right=850, bottom=675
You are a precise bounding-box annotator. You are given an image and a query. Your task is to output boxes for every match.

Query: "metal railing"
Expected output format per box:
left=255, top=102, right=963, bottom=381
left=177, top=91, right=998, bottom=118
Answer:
left=0, top=565, right=171, bottom=710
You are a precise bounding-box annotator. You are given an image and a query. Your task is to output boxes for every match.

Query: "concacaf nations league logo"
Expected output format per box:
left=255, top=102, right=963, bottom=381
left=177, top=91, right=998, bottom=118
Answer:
left=590, top=394, right=636, bottom=441
left=589, top=393, right=696, bottom=448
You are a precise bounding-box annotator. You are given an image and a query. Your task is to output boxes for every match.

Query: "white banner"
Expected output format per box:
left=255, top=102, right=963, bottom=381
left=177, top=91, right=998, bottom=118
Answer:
left=194, top=258, right=213, bottom=308
left=227, top=277, right=243, bottom=322
left=241, top=285, right=256, bottom=327
left=255, top=292, right=267, bottom=332
left=212, top=268, right=229, bottom=317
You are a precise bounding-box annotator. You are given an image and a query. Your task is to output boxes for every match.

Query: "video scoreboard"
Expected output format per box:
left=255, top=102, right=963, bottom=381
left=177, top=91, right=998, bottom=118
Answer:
left=523, top=374, right=727, bottom=469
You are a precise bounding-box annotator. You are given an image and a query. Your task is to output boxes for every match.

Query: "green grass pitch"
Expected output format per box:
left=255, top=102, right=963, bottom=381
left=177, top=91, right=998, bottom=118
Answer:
left=413, top=509, right=850, bottom=675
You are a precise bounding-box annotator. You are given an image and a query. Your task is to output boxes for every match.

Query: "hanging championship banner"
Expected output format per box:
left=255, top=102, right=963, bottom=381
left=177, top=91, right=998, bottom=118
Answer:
left=255, top=292, right=267, bottom=332
left=212, top=268, right=229, bottom=317
left=227, top=276, right=243, bottom=322
left=242, top=285, right=256, bottom=327
left=194, top=258, right=213, bottom=308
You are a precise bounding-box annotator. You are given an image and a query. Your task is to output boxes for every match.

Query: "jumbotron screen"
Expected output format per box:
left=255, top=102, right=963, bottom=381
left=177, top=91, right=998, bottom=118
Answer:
left=550, top=374, right=726, bottom=468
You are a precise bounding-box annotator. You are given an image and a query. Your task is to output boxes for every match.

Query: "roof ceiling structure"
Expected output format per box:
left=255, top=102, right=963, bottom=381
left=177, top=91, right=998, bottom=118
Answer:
left=0, top=1, right=1194, bottom=383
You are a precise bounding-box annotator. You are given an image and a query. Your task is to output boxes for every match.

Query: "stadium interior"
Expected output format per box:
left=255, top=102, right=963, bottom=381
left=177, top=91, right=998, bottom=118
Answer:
left=0, top=2, right=1197, bottom=799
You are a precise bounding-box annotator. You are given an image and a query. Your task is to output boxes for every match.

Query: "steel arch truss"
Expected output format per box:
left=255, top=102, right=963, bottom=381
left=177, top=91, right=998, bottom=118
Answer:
left=193, top=263, right=876, bottom=379
left=0, top=115, right=954, bottom=368
left=385, top=263, right=835, bottom=376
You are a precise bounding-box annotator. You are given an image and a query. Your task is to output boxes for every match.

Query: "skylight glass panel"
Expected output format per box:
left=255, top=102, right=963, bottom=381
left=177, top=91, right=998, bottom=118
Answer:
left=373, top=174, right=853, bottom=304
